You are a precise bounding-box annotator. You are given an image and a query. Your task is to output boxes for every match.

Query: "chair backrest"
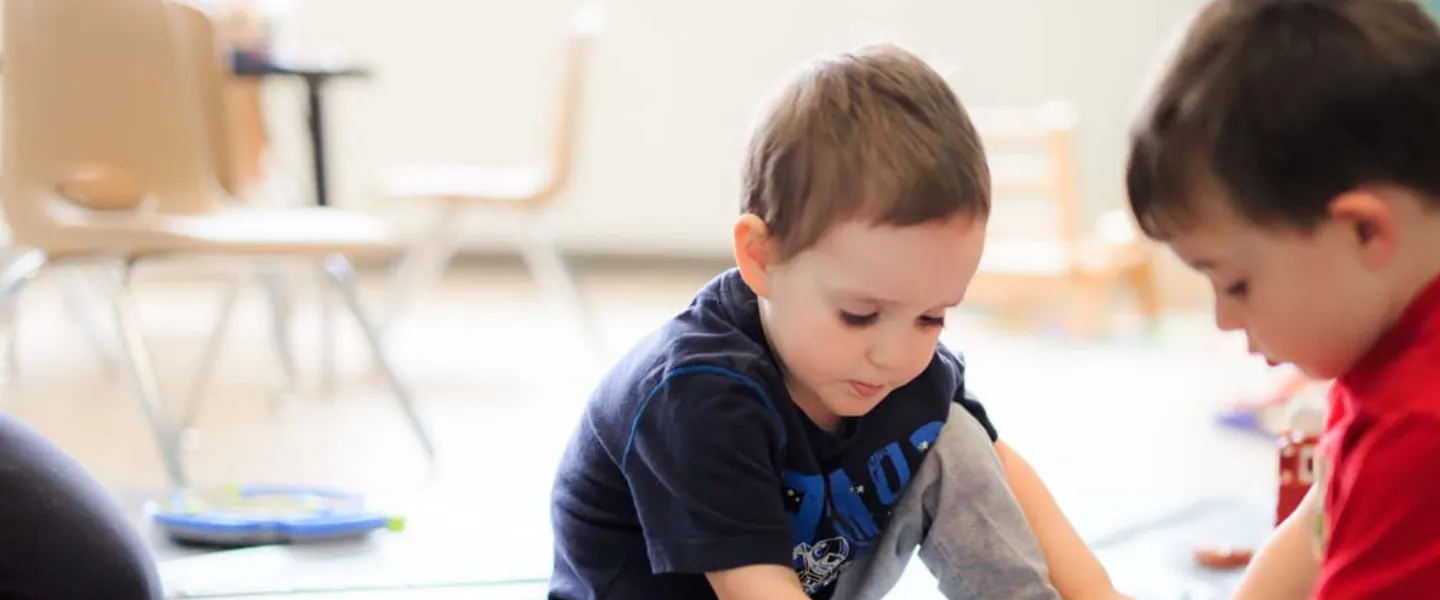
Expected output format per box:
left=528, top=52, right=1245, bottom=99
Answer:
left=175, top=1, right=266, bottom=200
left=536, top=3, right=604, bottom=206
left=968, top=101, right=1085, bottom=270
left=222, top=79, right=272, bottom=200
left=2, top=0, right=223, bottom=243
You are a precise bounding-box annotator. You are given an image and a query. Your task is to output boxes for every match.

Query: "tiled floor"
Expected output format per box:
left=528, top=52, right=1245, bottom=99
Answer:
left=0, top=263, right=1311, bottom=597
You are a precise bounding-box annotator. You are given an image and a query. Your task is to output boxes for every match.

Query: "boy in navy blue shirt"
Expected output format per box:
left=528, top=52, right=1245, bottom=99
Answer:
left=550, top=44, right=1121, bottom=599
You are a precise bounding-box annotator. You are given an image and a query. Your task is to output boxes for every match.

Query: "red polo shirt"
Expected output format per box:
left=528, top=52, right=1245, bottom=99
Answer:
left=1314, top=273, right=1440, bottom=599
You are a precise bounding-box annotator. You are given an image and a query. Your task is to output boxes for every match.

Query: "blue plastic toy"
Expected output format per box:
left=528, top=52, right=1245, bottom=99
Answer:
left=147, top=485, right=404, bottom=547
left=1215, top=407, right=1271, bottom=439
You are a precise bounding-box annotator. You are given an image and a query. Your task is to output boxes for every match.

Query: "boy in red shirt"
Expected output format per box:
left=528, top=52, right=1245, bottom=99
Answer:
left=1124, top=0, right=1440, bottom=597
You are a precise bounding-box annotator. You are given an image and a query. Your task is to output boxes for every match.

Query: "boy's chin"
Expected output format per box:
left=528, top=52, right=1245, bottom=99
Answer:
left=823, top=396, right=886, bottom=418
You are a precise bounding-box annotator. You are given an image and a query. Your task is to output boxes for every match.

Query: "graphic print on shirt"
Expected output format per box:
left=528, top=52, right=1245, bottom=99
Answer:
left=792, top=537, right=851, bottom=593
left=781, top=420, right=944, bottom=595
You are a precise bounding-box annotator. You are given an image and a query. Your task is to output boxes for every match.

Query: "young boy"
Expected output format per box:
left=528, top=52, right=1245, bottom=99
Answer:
left=1125, top=0, right=1440, bottom=597
left=549, top=44, right=1122, bottom=599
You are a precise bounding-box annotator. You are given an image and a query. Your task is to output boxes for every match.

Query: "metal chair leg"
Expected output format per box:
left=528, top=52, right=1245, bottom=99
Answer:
left=320, top=276, right=336, bottom=398
left=518, top=214, right=603, bottom=355
left=320, top=254, right=437, bottom=465
left=0, top=251, right=48, bottom=383
left=107, top=261, right=189, bottom=489
left=260, top=266, right=299, bottom=409
left=180, top=272, right=243, bottom=430
left=380, top=203, right=463, bottom=340
left=58, top=267, right=123, bottom=376
left=186, top=264, right=303, bottom=419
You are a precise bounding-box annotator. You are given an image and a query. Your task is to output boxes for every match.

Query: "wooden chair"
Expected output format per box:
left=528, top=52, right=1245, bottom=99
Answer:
left=1, top=0, right=436, bottom=488
left=377, top=4, right=605, bottom=353
left=964, top=101, right=1162, bottom=337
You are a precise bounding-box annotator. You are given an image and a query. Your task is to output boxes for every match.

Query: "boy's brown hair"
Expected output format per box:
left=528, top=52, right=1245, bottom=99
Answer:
left=741, top=44, right=990, bottom=260
left=1127, top=0, right=1440, bottom=239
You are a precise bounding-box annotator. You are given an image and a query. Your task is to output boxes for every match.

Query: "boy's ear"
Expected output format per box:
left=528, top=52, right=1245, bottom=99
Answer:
left=1328, top=189, right=1396, bottom=269
left=733, top=214, right=775, bottom=297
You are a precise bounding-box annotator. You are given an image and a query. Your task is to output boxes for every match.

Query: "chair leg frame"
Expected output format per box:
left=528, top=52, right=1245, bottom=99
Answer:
left=321, top=254, right=438, bottom=466
left=380, top=202, right=464, bottom=340
left=0, top=251, right=47, bottom=384
left=320, top=274, right=337, bottom=398
left=183, top=265, right=299, bottom=430
left=0, top=251, right=438, bottom=489
left=106, top=259, right=191, bottom=489
left=516, top=212, right=604, bottom=355
left=0, top=251, right=188, bottom=488
left=58, top=267, right=124, bottom=376
left=260, top=266, right=300, bottom=408
left=0, top=258, right=124, bottom=381
left=383, top=206, right=604, bottom=352
left=181, top=271, right=242, bottom=430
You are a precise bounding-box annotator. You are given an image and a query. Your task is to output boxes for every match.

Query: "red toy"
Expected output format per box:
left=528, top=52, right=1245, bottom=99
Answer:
left=1195, top=425, right=1323, bottom=572
left=1276, top=430, right=1320, bottom=525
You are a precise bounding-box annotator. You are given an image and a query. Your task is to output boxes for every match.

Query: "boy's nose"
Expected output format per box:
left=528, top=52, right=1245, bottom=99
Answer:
left=866, top=344, right=898, bottom=371
left=866, top=334, right=906, bottom=371
left=1214, top=301, right=1242, bottom=332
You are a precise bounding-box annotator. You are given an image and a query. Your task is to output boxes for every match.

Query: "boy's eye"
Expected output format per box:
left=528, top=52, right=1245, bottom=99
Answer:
left=1224, top=280, right=1249, bottom=299
left=839, top=311, right=879, bottom=327
left=918, top=315, right=946, bottom=327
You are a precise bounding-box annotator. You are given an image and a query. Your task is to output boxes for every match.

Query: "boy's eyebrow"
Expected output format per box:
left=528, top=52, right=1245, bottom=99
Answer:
left=1186, top=258, right=1217, bottom=272
left=838, top=290, right=964, bottom=310
left=838, top=291, right=898, bottom=306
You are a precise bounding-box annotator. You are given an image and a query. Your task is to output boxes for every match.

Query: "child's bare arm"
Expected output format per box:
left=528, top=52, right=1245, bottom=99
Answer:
left=1230, top=485, right=1321, bottom=600
left=995, top=441, right=1128, bottom=600
left=706, top=565, right=815, bottom=600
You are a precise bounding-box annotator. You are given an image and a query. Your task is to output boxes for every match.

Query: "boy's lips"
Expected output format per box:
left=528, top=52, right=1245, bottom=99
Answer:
left=848, top=381, right=885, bottom=397
left=1248, top=344, right=1279, bottom=367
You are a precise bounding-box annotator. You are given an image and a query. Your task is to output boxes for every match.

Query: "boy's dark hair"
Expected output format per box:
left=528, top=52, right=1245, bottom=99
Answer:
left=1127, top=0, right=1440, bottom=239
left=741, top=44, right=990, bottom=259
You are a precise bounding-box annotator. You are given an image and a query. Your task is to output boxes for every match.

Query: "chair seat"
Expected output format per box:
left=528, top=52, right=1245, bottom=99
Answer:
left=27, top=205, right=399, bottom=260
left=381, top=165, right=549, bottom=204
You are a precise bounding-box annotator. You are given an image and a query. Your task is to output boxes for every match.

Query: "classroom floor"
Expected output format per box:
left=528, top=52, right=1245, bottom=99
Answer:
left=0, top=262, right=1305, bottom=598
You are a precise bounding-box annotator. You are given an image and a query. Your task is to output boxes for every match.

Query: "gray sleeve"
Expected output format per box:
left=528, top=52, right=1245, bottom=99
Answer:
left=832, top=403, right=1059, bottom=600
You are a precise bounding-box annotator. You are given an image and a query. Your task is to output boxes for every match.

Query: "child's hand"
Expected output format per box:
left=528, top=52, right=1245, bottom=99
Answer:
left=1080, top=590, right=1135, bottom=600
left=1068, top=586, right=1135, bottom=600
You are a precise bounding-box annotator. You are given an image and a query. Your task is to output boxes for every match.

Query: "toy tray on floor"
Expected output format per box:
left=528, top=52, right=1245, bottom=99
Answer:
left=148, top=486, right=400, bottom=548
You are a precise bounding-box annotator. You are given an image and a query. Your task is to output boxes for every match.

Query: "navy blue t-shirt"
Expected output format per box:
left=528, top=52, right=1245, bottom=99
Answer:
left=549, top=269, right=997, bottom=599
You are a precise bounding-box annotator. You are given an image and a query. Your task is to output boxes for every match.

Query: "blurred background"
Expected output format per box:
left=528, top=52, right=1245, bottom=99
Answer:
left=0, top=0, right=1358, bottom=598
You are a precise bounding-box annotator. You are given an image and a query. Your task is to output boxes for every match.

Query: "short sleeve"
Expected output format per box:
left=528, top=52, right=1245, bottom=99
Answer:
left=619, top=369, right=793, bottom=575
left=1317, top=413, right=1440, bottom=597
left=955, top=380, right=998, bottom=442
left=942, top=347, right=998, bottom=441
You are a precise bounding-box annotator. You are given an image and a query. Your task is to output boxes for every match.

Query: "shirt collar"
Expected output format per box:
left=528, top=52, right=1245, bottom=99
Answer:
left=1340, top=270, right=1440, bottom=394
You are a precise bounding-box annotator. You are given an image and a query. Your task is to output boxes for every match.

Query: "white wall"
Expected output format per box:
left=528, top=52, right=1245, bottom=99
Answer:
left=262, top=0, right=1206, bottom=261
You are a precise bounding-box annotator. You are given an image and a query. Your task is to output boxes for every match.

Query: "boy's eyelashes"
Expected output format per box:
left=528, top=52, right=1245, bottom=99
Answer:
left=918, top=314, right=947, bottom=327
left=1223, top=279, right=1249, bottom=299
left=837, top=311, right=947, bottom=328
